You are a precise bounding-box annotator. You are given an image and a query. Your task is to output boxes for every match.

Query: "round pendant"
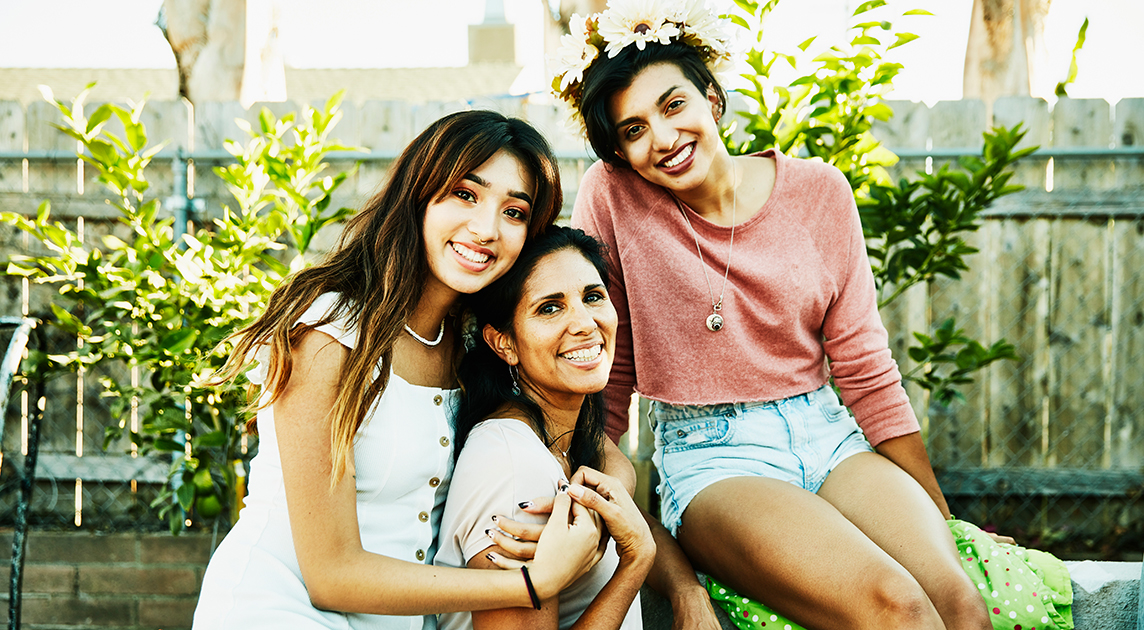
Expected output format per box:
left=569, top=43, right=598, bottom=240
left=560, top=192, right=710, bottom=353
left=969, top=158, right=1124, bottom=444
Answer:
left=706, top=313, right=724, bottom=332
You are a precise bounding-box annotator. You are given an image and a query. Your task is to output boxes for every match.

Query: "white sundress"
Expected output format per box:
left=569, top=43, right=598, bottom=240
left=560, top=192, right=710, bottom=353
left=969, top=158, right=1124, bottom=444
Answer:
left=193, top=293, right=458, bottom=630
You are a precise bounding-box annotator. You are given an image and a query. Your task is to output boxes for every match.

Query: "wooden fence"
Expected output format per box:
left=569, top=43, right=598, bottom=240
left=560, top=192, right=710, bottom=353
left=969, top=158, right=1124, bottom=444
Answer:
left=1, top=95, right=1143, bottom=554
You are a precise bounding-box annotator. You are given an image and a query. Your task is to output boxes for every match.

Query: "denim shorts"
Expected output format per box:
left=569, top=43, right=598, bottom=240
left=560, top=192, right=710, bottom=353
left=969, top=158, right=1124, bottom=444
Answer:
left=650, top=384, right=874, bottom=537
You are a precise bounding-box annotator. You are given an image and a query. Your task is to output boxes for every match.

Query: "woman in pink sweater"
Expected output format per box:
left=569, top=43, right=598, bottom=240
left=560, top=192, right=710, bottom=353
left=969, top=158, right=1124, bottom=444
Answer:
left=552, top=3, right=994, bottom=630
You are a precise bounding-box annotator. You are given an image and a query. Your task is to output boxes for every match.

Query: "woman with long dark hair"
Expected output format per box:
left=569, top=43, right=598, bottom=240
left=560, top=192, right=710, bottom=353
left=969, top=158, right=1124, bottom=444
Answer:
left=194, top=111, right=605, bottom=629
left=552, top=2, right=1001, bottom=629
left=436, top=226, right=653, bottom=630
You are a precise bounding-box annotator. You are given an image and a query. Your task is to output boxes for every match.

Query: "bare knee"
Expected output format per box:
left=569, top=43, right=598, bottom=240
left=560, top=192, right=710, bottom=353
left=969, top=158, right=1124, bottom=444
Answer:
left=862, top=573, right=943, bottom=630
left=932, top=577, right=991, bottom=630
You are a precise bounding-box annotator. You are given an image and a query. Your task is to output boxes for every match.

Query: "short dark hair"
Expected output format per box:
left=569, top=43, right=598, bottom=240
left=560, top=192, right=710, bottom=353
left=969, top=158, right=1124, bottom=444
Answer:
left=453, top=226, right=610, bottom=471
left=580, top=40, right=728, bottom=168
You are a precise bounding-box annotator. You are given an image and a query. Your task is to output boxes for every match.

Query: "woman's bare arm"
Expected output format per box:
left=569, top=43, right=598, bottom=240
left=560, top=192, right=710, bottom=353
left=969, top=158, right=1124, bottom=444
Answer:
left=276, top=330, right=601, bottom=614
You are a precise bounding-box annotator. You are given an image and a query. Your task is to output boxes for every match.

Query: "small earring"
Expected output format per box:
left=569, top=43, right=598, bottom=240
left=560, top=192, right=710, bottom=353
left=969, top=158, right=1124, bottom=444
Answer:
left=509, top=364, right=522, bottom=396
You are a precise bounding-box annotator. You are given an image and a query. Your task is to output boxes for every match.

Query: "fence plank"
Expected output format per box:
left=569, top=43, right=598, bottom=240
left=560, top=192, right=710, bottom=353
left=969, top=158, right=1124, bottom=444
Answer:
left=410, top=101, right=468, bottom=144
left=0, top=101, right=23, bottom=195
left=1112, top=219, right=1144, bottom=469
left=26, top=100, right=77, bottom=200
left=356, top=100, right=409, bottom=199
left=1113, top=98, right=1144, bottom=191
left=1052, top=98, right=1114, bottom=191
left=872, top=100, right=930, bottom=423
left=876, top=100, right=929, bottom=183
left=309, top=98, right=361, bottom=253
left=1047, top=218, right=1109, bottom=470
left=0, top=102, right=26, bottom=350
left=987, top=218, right=1049, bottom=467
left=927, top=99, right=991, bottom=468
left=524, top=101, right=587, bottom=157
left=138, top=100, right=191, bottom=202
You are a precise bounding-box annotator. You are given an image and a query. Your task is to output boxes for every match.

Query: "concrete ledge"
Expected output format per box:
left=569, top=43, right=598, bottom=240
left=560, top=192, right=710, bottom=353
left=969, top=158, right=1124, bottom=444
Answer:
left=641, top=561, right=1142, bottom=630
left=1068, top=561, right=1141, bottom=630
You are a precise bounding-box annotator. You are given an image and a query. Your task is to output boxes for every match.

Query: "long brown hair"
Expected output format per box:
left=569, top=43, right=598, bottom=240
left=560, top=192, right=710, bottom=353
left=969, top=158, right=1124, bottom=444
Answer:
left=217, top=110, right=563, bottom=484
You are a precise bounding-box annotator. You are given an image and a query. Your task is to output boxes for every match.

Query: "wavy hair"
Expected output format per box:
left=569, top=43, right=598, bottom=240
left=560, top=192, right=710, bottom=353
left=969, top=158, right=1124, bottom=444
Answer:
left=453, top=227, right=610, bottom=473
left=216, top=110, right=563, bottom=484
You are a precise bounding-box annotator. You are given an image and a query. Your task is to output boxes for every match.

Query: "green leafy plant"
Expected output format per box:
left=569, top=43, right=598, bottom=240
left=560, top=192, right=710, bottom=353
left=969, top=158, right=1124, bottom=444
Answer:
left=1055, top=17, right=1089, bottom=97
left=726, top=0, right=1031, bottom=405
left=3, top=85, right=357, bottom=533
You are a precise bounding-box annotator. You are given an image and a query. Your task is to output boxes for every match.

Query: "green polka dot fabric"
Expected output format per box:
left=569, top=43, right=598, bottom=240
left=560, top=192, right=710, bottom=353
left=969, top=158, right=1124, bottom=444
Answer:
left=704, top=519, right=1073, bottom=630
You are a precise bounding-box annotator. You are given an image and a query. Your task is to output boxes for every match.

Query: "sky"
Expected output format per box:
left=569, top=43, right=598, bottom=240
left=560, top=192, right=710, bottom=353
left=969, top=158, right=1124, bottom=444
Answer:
left=0, top=0, right=1140, bottom=104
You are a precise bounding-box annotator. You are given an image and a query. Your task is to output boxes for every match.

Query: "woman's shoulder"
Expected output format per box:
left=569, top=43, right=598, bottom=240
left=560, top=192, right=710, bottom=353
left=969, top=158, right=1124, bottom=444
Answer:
left=456, top=418, right=552, bottom=471
left=464, top=418, right=542, bottom=451
left=768, top=150, right=850, bottom=189
left=580, top=160, right=659, bottom=198
left=295, top=292, right=358, bottom=349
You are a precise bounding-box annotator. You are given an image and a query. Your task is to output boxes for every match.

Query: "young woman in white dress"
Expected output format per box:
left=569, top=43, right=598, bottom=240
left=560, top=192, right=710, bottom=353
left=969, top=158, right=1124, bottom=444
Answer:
left=437, top=227, right=653, bottom=630
left=193, top=111, right=610, bottom=630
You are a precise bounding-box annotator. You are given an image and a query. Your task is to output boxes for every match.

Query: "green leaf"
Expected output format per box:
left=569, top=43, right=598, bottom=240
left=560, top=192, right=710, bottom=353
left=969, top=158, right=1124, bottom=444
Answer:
left=154, top=438, right=184, bottom=452
left=887, top=32, right=920, bottom=50
left=852, top=0, right=887, bottom=16
left=86, top=104, right=115, bottom=136
left=176, top=482, right=195, bottom=511
left=902, top=9, right=934, bottom=16
left=161, top=328, right=199, bottom=354
left=797, top=36, right=817, bottom=51
left=193, top=431, right=228, bottom=448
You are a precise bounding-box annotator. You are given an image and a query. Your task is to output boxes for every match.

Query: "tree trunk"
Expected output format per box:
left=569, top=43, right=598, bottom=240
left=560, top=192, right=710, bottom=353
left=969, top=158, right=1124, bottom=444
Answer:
left=159, top=0, right=285, bottom=107
left=963, top=0, right=1053, bottom=112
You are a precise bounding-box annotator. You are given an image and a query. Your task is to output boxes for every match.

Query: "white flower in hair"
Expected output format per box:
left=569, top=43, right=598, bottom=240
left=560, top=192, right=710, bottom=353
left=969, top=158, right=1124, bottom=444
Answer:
left=673, top=0, right=735, bottom=63
left=597, top=0, right=680, bottom=58
left=555, top=14, right=600, bottom=91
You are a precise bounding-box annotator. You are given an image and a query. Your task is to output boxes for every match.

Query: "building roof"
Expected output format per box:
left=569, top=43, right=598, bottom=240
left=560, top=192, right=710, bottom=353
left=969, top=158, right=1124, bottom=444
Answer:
left=0, top=64, right=523, bottom=105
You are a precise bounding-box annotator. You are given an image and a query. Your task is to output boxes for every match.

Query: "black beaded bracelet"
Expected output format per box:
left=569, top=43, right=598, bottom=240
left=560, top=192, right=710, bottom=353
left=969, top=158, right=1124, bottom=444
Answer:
left=520, top=565, right=541, bottom=610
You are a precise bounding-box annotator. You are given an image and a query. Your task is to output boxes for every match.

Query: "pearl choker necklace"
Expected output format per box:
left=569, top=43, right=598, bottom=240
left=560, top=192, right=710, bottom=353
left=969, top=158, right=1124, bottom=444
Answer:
left=403, top=320, right=445, bottom=347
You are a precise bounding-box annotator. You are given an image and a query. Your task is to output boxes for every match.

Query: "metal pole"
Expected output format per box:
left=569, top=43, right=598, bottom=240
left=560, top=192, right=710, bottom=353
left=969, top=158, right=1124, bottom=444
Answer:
left=171, top=147, right=188, bottom=245
left=3, top=319, right=43, bottom=630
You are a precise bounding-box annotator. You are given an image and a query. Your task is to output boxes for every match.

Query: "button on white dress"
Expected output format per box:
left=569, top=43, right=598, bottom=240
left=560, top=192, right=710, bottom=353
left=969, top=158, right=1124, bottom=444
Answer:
left=194, top=293, right=457, bottom=630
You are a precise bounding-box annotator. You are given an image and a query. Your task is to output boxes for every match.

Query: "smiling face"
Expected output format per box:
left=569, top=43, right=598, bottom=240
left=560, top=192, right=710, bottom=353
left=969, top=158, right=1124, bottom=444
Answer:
left=422, top=149, right=535, bottom=300
left=608, top=62, right=724, bottom=193
left=487, top=248, right=618, bottom=410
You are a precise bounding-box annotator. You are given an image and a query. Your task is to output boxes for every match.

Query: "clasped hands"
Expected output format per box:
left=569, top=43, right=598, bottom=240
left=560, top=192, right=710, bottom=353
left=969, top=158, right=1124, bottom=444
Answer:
left=484, top=466, right=654, bottom=571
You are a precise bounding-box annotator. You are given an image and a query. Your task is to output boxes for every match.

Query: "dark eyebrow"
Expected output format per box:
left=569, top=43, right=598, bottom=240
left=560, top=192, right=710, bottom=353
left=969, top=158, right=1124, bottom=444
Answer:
left=531, top=291, right=565, bottom=308
left=584, top=283, right=605, bottom=293
left=613, top=85, right=683, bottom=131
left=463, top=173, right=533, bottom=205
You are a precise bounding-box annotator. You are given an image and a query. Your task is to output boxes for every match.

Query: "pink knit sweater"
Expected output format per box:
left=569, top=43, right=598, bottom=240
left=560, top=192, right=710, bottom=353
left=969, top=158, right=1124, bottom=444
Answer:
left=571, top=150, right=919, bottom=447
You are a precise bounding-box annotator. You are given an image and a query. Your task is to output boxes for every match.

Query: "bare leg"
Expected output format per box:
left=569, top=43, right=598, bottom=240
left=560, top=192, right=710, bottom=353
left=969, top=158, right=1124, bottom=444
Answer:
left=818, top=453, right=991, bottom=630
left=678, top=476, right=944, bottom=630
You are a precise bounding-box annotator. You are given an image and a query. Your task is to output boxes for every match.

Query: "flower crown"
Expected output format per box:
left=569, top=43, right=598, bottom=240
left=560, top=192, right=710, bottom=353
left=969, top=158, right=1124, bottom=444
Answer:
left=551, top=0, right=736, bottom=133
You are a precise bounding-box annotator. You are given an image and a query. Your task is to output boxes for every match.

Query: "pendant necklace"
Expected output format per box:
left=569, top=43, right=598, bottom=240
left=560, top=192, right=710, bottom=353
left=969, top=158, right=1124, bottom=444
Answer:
left=545, top=428, right=575, bottom=460
left=677, top=161, right=736, bottom=332
left=404, top=320, right=446, bottom=347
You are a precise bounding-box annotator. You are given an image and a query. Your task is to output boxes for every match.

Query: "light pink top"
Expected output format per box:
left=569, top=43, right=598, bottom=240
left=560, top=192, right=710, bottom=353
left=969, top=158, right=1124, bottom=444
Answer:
left=571, top=150, right=919, bottom=447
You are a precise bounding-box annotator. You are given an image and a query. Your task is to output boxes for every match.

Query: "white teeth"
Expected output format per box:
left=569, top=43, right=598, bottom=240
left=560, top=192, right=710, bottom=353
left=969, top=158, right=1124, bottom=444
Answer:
left=452, top=242, right=490, bottom=264
left=663, top=144, right=693, bottom=168
left=561, top=345, right=602, bottom=362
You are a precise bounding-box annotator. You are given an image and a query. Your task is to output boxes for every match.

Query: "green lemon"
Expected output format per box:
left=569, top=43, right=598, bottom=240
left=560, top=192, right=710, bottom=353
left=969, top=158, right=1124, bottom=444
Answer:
left=193, top=468, right=214, bottom=496
left=196, top=494, right=222, bottom=519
